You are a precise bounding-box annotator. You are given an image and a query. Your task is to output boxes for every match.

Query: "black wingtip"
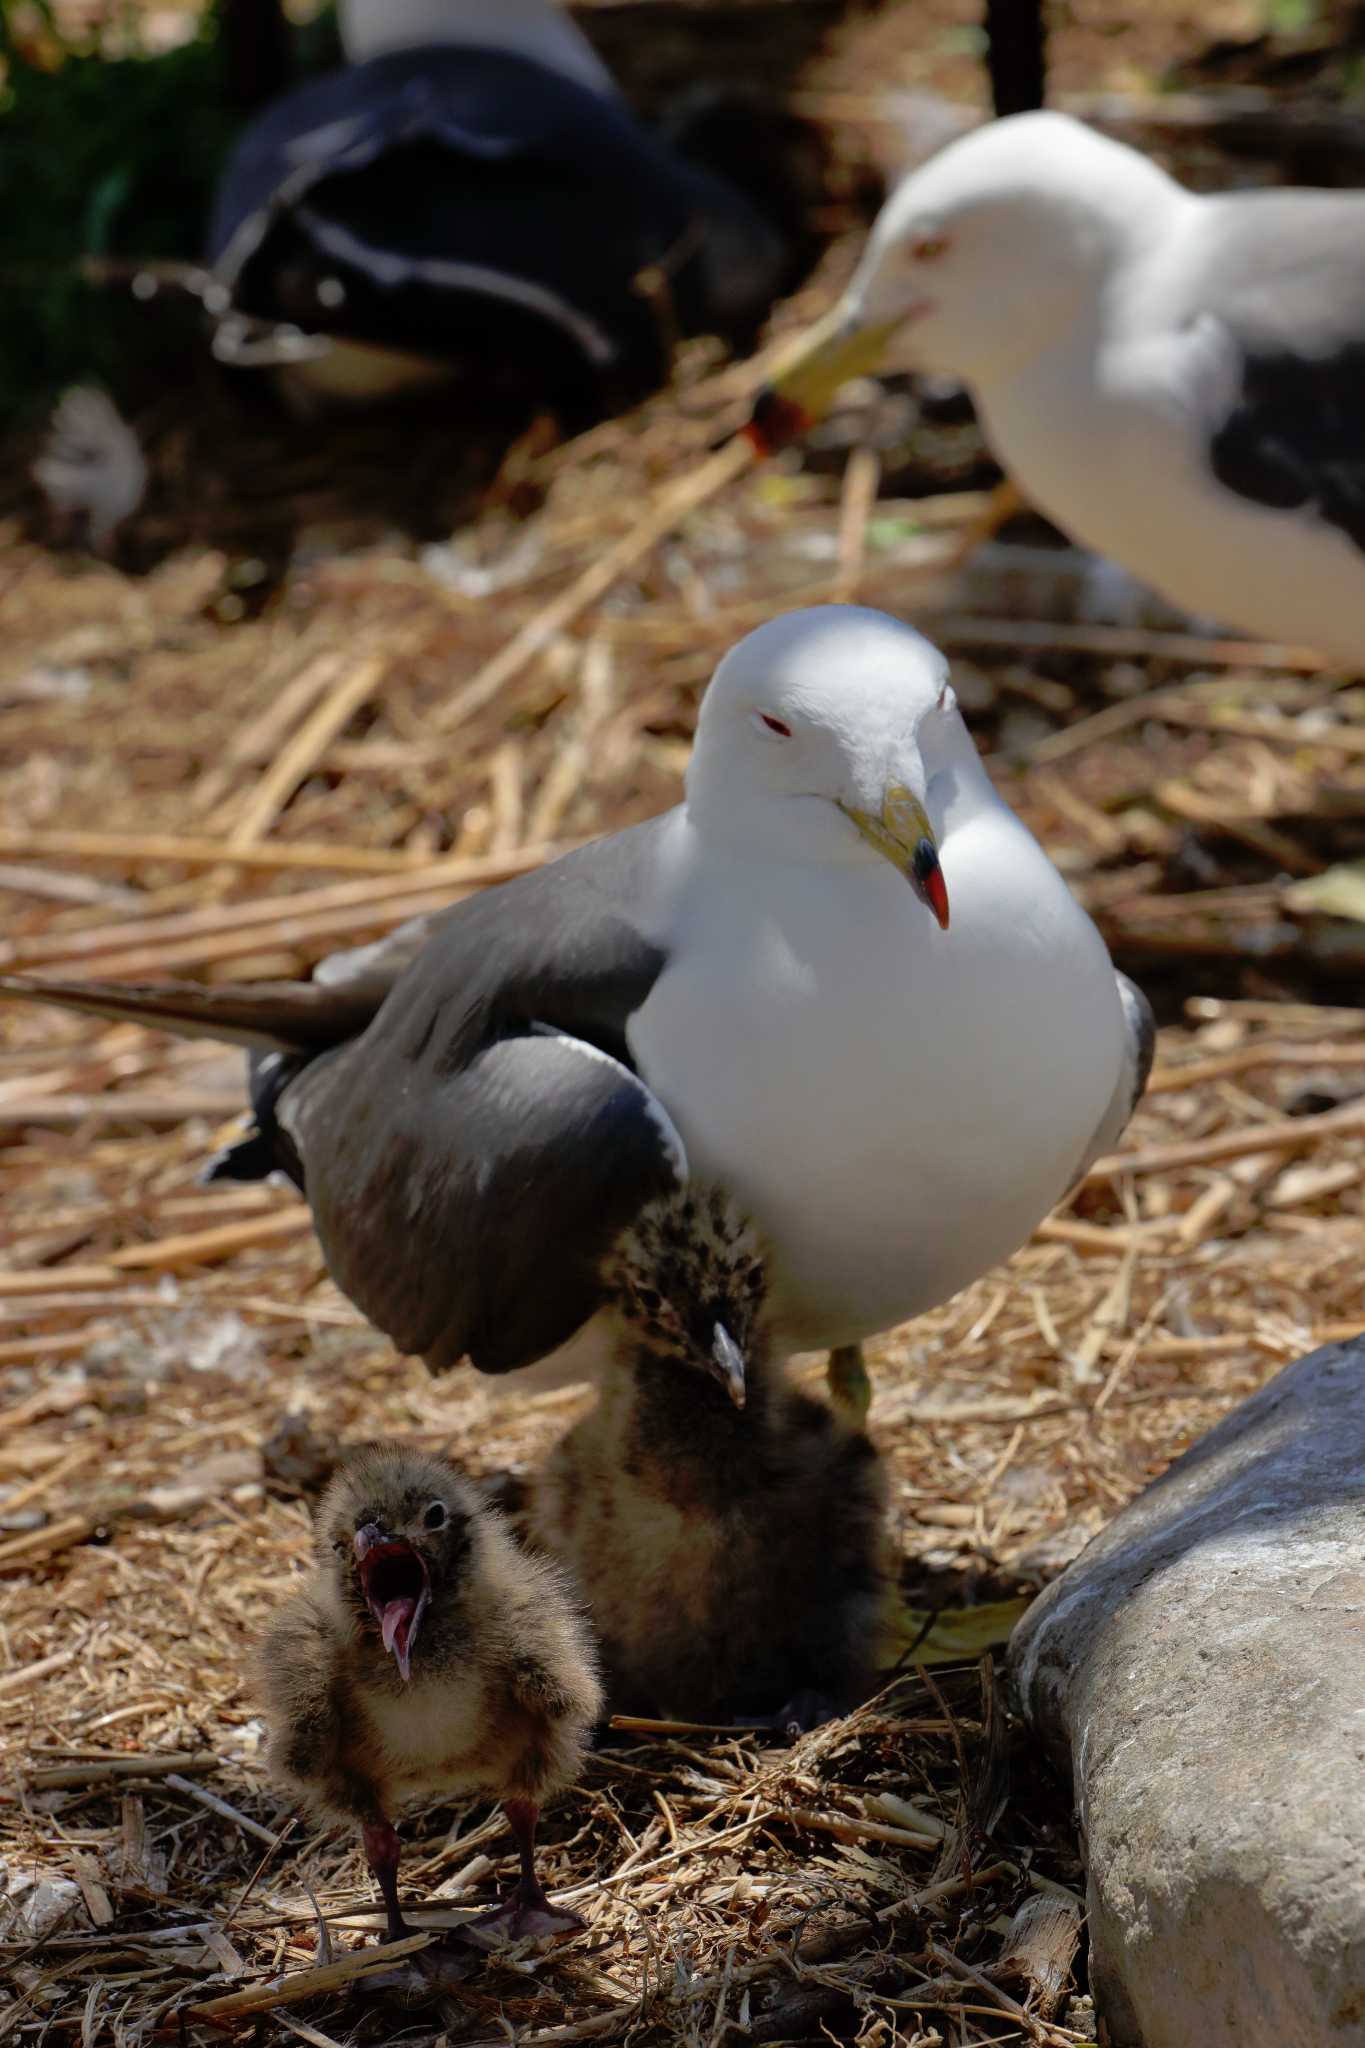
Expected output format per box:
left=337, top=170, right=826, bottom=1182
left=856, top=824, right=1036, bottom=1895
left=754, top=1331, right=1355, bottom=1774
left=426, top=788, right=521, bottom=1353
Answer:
left=201, top=1128, right=278, bottom=1184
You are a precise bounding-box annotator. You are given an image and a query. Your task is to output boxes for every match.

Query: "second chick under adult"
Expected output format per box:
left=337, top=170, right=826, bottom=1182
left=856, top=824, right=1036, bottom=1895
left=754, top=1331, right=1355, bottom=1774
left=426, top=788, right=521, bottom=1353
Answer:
left=260, top=1443, right=601, bottom=1950
left=529, top=1187, right=888, bottom=1729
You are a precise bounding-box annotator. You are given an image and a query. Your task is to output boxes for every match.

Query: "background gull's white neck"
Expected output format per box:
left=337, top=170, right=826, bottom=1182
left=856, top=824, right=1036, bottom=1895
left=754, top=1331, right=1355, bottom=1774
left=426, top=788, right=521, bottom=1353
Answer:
left=337, top=0, right=620, bottom=100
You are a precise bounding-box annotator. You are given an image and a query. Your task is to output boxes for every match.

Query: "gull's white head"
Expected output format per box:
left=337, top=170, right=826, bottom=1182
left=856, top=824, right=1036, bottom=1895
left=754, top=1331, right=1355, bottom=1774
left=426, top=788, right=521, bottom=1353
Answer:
left=338, top=0, right=618, bottom=100
left=851, top=112, right=1182, bottom=380
left=687, top=605, right=985, bottom=927
left=751, top=114, right=1184, bottom=445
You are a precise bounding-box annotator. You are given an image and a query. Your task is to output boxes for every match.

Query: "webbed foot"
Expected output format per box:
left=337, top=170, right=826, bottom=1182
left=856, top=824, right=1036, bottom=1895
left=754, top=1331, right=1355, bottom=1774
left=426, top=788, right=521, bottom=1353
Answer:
left=459, top=1890, right=586, bottom=1949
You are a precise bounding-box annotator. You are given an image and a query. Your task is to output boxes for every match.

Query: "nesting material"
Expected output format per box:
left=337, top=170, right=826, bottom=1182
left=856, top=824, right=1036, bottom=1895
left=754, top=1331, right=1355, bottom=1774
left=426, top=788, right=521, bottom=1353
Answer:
left=4, top=21, right=1365, bottom=2039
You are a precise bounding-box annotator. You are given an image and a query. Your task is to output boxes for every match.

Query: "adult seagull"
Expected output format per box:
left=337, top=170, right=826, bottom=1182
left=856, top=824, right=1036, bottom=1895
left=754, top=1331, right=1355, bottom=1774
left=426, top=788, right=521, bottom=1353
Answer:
left=751, top=111, right=1365, bottom=667
left=206, top=0, right=791, bottom=415
left=0, top=608, right=1151, bottom=1413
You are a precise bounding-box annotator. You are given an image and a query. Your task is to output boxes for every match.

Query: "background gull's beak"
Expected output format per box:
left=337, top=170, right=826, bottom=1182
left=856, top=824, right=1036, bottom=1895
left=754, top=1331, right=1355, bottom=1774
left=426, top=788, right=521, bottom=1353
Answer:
left=841, top=786, right=950, bottom=930
left=709, top=1321, right=748, bottom=1408
left=744, top=304, right=905, bottom=456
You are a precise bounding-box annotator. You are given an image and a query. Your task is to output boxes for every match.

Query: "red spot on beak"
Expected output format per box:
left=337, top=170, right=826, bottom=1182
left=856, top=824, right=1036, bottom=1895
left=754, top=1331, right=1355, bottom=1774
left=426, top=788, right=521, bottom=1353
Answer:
left=924, top=862, right=950, bottom=932
left=744, top=388, right=812, bottom=457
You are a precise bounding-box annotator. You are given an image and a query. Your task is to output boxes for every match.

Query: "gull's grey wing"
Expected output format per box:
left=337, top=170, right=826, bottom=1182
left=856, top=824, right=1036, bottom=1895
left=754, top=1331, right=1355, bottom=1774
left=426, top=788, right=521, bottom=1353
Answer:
left=285, top=1028, right=685, bottom=1375
left=1192, top=190, right=1365, bottom=552
left=1065, top=972, right=1155, bottom=1188
left=275, top=817, right=682, bottom=1374
left=1, top=819, right=686, bottom=1375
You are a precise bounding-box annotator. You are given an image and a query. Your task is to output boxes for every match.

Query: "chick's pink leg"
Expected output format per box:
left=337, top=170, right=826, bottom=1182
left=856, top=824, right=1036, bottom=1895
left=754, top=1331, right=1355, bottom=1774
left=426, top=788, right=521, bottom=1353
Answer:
left=464, top=1798, right=585, bottom=1945
left=362, top=1817, right=410, bottom=1942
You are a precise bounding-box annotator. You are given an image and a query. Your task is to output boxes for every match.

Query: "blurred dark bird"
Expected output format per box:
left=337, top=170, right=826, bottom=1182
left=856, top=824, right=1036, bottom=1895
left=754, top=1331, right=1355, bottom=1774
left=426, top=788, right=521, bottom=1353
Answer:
left=529, top=1185, right=888, bottom=1730
left=0, top=608, right=1152, bottom=1421
left=260, top=1442, right=601, bottom=1948
left=204, top=0, right=794, bottom=420
left=751, top=112, right=1365, bottom=666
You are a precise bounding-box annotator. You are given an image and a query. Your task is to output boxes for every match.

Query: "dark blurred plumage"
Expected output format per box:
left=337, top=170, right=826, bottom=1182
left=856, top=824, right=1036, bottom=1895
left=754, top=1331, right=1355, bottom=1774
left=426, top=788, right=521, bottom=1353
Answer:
left=259, top=1442, right=601, bottom=1950
left=205, top=0, right=792, bottom=420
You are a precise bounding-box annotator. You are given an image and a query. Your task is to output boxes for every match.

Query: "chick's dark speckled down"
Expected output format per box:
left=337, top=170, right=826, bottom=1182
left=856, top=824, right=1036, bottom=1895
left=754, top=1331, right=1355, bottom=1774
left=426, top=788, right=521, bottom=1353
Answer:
left=258, top=1443, right=601, bottom=1953
left=529, top=1188, right=889, bottom=1729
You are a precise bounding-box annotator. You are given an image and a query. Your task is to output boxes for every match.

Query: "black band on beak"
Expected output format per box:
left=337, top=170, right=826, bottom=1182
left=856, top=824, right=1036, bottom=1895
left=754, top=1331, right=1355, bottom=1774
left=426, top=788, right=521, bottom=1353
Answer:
left=912, top=840, right=950, bottom=931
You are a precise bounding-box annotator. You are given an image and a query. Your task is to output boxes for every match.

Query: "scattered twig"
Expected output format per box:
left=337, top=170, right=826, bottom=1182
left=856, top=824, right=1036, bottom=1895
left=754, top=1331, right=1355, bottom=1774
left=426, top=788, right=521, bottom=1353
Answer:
left=106, top=1207, right=311, bottom=1273
left=431, top=437, right=755, bottom=733
left=226, top=642, right=421, bottom=849
left=6, top=844, right=565, bottom=972
left=0, top=1091, right=244, bottom=1130
left=0, top=1648, right=78, bottom=1700
left=184, top=1932, right=431, bottom=2019
left=1088, top=1096, right=1365, bottom=1180
left=1147, top=1042, right=1365, bottom=1093
left=23, top=1752, right=219, bottom=1791
left=0, top=828, right=433, bottom=876
left=781, top=1804, right=942, bottom=1851
left=163, top=1773, right=281, bottom=1849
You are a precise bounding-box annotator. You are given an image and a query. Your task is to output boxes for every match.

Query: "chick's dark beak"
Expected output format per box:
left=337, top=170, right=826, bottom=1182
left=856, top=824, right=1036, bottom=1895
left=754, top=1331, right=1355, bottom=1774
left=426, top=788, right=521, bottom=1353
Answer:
left=709, top=1322, right=747, bottom=1408
left=354, top=1524, right=431, bottom=1682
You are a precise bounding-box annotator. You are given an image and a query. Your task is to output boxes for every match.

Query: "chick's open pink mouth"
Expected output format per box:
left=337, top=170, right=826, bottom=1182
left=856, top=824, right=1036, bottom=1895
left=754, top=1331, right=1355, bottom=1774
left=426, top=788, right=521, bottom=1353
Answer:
left=354, top=1532, right=430, bottom=1681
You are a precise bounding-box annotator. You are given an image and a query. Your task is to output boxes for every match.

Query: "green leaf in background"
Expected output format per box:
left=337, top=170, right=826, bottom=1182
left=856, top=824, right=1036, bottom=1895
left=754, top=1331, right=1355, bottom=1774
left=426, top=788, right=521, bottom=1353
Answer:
left=0, top=3, right=337, bottom=430
left=1264, top=0, right=1319, bottom=31
left=866, top=515, right=924, bottom=549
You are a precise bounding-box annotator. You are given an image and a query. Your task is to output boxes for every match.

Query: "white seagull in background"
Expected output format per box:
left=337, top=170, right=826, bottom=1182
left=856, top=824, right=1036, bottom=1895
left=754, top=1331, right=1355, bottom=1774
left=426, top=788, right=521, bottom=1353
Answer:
left=0, top=607, right=1152, bottom=1416
left=752, top=110, right=1365, bottom=668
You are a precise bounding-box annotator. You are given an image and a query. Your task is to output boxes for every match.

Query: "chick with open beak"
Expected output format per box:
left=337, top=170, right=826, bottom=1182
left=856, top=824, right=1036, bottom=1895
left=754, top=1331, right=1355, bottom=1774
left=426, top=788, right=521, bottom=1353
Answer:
left=258, top=1443, right=601, bottom=1959
left=527, top=1186, right=888, bottom=1732
left=352, top=1518, right=431, bottom=1680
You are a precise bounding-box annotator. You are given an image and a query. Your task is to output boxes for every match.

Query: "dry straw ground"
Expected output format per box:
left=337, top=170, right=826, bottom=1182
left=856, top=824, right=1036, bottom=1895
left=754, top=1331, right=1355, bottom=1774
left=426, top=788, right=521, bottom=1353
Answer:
left=4, top=3, right=1365, bottom=2043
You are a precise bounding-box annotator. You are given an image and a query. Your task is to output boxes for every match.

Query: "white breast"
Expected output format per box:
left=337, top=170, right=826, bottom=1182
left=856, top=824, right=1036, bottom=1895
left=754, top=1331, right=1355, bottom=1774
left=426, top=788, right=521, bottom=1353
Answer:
left=630, top=806, right=1124, bottom=1350
left=364, top=1668, right=493, bottom=1806
left=978, top=324, right=1365, bottom=668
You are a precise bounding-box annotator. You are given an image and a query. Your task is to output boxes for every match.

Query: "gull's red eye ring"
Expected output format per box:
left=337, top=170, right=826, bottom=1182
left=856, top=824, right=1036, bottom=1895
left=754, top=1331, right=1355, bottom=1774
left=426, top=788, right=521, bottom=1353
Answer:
left=911, top=234, right=949, bottom=263
left=758, top=713, right=793, bottom=737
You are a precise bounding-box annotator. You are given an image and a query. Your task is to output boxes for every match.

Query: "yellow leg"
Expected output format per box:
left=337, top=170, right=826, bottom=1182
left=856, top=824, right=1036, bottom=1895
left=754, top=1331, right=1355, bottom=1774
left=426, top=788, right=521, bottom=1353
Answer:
left=827, top=1342, right=872, bottom=1425
left=949, top=476, right=1026, bottom=571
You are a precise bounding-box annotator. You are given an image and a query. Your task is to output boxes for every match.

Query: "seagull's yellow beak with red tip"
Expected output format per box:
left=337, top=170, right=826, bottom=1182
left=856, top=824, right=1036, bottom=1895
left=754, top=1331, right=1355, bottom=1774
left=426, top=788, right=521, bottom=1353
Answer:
left=744, top=305, right=909, bottom=456
left=839, top=785, right=950, bottom=931
left=743, top=154, right=961, bottom=455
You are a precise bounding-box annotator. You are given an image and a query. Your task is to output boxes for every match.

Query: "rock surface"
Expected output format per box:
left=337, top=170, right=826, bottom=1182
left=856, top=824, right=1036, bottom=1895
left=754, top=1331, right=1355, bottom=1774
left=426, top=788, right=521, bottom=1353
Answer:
left=1009, top=1339, right=1365, bottom=2048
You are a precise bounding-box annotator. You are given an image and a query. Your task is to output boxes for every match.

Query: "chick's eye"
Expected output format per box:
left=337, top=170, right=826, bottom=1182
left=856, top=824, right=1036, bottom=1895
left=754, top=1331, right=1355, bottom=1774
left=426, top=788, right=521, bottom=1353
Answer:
left=755, top=712, right=793, bottom=738
left=423, top=1501, right=447, bottom=1530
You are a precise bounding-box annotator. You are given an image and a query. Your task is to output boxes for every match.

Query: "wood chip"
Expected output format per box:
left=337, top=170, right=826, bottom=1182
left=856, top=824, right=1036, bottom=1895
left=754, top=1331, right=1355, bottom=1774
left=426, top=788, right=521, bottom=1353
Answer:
left=185, top=1932, right=431, bottom=2018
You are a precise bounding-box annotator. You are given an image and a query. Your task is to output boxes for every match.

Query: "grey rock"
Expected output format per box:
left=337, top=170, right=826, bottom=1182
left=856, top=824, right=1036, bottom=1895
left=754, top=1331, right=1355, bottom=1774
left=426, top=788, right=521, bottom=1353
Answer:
left=1009, top=1340, right=1365, bottom=2048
